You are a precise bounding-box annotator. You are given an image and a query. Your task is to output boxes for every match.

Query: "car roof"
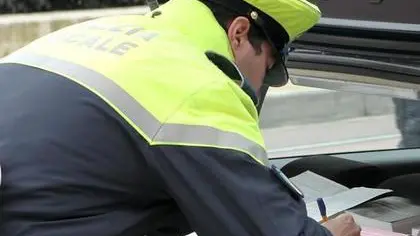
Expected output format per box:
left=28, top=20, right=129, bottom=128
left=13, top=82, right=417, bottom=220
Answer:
left=286, top=0, right=420, bottom=100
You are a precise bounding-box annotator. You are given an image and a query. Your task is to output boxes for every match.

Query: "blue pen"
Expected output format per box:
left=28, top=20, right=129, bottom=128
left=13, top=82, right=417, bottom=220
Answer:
left=317, top=198, right=328, bottom=223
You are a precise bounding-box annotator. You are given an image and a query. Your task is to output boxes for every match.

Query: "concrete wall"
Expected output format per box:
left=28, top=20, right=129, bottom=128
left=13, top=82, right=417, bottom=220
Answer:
left=0, top=6, right=149, bottom=57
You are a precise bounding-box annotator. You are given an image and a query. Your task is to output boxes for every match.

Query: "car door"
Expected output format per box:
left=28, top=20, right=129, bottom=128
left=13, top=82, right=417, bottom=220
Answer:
left=266, top=0, right=420, bottom=199
left=287, top=0, right=420, bottom=98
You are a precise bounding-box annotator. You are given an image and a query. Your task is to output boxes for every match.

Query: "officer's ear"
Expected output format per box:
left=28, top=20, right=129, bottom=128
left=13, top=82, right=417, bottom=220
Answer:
left=227, top=16, right=251, bottom=51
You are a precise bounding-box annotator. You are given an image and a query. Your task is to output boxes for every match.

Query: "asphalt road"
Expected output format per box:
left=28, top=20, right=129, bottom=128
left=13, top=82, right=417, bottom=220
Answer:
left=262, top=114, right=402, bottom=158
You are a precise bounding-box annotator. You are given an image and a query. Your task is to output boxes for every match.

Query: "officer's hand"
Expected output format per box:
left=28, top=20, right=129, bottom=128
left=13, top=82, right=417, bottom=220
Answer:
left=322, top=213, right=361, bottom=236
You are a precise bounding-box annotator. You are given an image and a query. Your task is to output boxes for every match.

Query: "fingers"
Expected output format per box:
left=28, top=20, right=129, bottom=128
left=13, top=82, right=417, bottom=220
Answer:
left=353, top=224, right=362, bottom=236
left=336, top=213, right=362, bottom=236
left=343, top=214, right=361, bottom=236
left=338, top=213, right=355, bottom=222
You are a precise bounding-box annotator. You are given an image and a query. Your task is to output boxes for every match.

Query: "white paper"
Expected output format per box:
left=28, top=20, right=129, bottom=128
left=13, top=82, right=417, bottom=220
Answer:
left=289, top=170, right=393, bottom=221
left=306, top=187, right=392, bottom=221
left=290, top=170, right=349, bottom=203
left=183, top=171, right=392, bottom=235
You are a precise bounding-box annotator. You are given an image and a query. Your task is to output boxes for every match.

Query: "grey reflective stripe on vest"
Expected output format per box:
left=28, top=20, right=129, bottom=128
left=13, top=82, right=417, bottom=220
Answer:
left=0, top=52, right=269, bottom=166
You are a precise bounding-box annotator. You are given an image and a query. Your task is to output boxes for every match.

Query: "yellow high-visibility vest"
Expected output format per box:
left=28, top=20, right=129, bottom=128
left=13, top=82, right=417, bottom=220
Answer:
left=0, top=0, right=269, bottom=165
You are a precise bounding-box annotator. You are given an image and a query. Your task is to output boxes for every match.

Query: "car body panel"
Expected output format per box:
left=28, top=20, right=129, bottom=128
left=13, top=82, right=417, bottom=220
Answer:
left=313, top=0, right=420, bottom=25
left=268, top=0, right=420, bottom=204
left=283, top=0, right=420, bottom=100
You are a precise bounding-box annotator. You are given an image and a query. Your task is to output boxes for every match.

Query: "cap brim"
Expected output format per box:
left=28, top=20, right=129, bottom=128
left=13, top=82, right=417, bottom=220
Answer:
left=263, top=58, right=289, bottom=87
left=245, top=0, right=321, bottom=43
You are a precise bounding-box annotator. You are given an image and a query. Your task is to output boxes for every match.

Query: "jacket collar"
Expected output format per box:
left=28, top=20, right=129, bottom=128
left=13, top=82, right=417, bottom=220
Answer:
left=156, top=0, right=234, bottom=61
left=155, top=0, right=259, bottom=106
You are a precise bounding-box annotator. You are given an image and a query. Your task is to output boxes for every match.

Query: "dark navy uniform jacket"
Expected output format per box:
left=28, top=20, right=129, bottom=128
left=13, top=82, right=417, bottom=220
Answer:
left=0, top=63, right=332, bottom=236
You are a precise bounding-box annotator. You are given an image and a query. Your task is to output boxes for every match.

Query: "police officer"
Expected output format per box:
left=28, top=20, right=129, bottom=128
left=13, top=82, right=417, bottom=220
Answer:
left=0, top=0, right=361, bottom=235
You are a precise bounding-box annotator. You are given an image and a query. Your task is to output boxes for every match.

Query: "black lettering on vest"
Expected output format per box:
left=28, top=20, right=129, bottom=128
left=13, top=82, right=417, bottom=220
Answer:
left=95, top=38, right=113, bottom=52
left=110, top=42, right=138, bottom=56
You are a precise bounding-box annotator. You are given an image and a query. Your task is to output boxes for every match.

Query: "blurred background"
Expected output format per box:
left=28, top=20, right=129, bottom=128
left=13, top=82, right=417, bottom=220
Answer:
left=0, top=0, right=151, bottom=13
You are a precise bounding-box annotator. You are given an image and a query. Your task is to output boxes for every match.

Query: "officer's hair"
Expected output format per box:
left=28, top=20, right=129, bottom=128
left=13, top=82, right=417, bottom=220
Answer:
left=200, top=1, right=267, bottom=55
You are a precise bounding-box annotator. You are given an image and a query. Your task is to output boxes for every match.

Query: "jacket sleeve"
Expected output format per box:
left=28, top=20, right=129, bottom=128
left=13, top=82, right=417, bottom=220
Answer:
left=149, top=144, right=333, bottom=236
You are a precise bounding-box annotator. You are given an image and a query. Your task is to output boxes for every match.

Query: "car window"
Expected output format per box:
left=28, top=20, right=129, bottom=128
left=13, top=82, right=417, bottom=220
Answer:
left=260, top=84, right=418, bottom=158
left=260, top=0, right=420, bottom=159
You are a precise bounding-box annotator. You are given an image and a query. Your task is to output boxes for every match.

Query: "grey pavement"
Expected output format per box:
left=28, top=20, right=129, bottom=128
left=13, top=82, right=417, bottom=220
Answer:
left=263, top=114, right=401, bottom=159
left=260, top=86, right=395, bottom=129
